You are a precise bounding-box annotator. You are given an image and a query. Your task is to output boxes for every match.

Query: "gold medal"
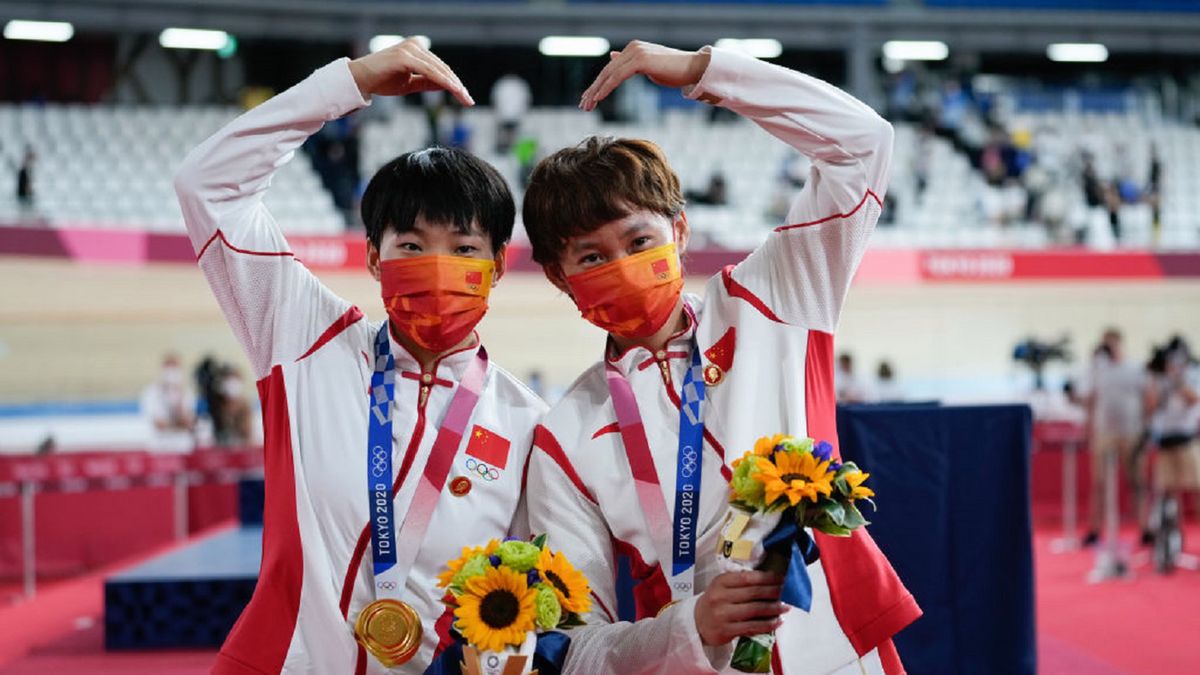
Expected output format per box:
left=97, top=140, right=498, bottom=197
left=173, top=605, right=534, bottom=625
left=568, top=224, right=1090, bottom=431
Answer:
left=655, top=599, right=680, bottom=618
left=355, top=599, right=422, bottom=667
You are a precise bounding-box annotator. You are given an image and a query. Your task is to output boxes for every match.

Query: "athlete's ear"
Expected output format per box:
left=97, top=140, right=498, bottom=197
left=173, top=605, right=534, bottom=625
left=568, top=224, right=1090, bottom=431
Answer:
left=492, top=245, right=507, bottom=285
left=673, top=211, right=691, bottom=256
left=543, top=263, right=572, bottom=297
left=367, top=241, right=382, bottom=282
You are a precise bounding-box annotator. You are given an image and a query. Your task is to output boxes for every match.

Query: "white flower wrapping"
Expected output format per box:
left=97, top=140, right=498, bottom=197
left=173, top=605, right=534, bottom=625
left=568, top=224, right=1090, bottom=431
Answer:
left=717, top=508, right=784, bottom=574
left=464, top=631, right=537, bottom=675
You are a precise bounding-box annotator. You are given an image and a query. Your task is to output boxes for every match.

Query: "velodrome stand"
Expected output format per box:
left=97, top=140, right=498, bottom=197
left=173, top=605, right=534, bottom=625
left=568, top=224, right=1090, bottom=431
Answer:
left=104, top=478, right=264, bottom=650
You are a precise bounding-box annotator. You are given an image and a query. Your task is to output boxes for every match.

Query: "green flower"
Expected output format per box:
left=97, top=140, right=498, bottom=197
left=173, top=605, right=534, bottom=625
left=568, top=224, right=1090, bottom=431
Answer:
left=533, top=583, right=562, bottom=630
left=779, top=436, right=814, bottom=455
left=450, top=554, right=490, bottom=592
left=731, top=454, right=766, bottom=507
left=497, top=540, right=541, bottom=573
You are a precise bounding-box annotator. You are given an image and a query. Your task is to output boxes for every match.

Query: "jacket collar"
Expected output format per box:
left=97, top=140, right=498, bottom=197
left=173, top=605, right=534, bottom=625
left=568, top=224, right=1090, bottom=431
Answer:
left=386, top=323, right=482, bottom=386
left=605, top=295, right=701, bottom=377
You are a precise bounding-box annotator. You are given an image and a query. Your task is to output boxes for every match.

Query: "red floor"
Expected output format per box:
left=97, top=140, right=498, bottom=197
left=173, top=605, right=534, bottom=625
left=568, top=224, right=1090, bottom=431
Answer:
left=1034, top=524, right=1200, bottom=674
left=1, top=523, right=1198, bottom=673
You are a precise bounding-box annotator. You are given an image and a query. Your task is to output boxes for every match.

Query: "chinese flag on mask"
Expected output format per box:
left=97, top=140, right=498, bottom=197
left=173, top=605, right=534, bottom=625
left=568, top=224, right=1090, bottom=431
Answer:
left=466, top=425, right=510, bottom=470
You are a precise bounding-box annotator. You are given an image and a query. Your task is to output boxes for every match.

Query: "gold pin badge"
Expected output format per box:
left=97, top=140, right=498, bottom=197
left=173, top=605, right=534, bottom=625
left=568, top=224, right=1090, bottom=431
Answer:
left=449, top=476, right=472, bottom=497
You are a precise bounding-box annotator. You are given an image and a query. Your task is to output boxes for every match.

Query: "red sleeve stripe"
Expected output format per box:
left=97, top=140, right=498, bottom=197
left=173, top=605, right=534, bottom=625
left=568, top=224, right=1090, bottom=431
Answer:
left=533, top=425, right=597, bottom=504
left=721, top=266, right=786, bottom=325
left=197, top=228, right=296, bottom=260
left=773, top=189, right=882, bottom=232
left=296, top=306, right=365, bottom=362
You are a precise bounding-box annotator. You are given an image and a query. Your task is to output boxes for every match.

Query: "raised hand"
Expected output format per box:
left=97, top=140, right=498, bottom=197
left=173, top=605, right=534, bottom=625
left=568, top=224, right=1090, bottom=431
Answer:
left=579, top=41, right=711, bottom=112
left=693, top=570, right=789, bottom=646
left=348, top=38, right=474, bottom=105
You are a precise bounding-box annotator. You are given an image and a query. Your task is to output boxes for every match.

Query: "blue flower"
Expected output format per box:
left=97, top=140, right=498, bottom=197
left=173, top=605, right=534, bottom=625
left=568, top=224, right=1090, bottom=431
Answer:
left=489, top=554, right=502, bottom=567
left=813, top=441, right=834, bottom=463
left=527, top=569, right=541, bottom=588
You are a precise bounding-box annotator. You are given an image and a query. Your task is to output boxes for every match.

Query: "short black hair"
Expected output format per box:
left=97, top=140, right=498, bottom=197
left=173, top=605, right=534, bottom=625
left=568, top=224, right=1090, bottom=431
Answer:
left=361, top=147, right=514, bottom=254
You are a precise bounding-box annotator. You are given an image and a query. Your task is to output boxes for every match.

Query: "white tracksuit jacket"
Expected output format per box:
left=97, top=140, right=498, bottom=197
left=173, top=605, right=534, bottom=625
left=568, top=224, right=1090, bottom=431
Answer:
left=525, top=47, right=920, bottom=675
left=175, top=58, right=546, bottom=675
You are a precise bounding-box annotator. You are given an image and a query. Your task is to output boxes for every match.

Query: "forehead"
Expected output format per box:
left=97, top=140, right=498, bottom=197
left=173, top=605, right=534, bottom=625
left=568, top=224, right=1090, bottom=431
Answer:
left=566, top=210, right=672, bottom=252
left=384, top=215, right=489, bottom=240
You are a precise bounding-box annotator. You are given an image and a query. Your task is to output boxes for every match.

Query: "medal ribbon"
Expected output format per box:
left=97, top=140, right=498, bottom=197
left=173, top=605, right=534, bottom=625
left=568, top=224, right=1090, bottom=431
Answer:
left=367, top=323, right=488, bottom=600
left=605, top=339, right=706, bottom=603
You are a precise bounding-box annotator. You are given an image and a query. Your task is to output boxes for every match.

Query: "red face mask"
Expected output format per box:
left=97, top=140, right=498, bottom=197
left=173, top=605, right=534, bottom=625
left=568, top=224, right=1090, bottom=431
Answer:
left=565, top=243, right=683, bottom=339
left=380, top=256, right=495, bottom=353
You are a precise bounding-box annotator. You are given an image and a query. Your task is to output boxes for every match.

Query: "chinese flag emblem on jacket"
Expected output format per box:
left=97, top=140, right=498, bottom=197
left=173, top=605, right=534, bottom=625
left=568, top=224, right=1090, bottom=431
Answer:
left=466, top=424, right=510, bottom=470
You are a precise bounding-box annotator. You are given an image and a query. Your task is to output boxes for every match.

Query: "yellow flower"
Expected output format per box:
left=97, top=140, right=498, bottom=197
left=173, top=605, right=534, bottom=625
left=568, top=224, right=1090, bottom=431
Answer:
left=755, top=450, right=834, bottom=506
left=752, top=434, right=788, bottom=458
left=437, top=539, right=501, bottom=588
left=535, top=547, right=592, bottom=615
left=844, top=471, right=874, bottom=500
left=454, top=565, right=537, bottom=653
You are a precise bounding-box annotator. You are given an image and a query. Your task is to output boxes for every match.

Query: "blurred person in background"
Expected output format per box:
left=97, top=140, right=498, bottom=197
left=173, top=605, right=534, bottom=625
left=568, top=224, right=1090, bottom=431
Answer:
left=15, top=146, right=35, bottom=216
left=836, top=352, right=869, bottom=403
left=875, top=360, right=903, bottom=402
left=685, top=172, right=728, bottom=206
left=1144, top=342, right=1200, bottom=543
left=1078, top=328, right=1145, bottom=545
left=491, top=72, right=530, bottom=154
left=140, top=353, right=196, bottom=454
left=214, top=365, right=254, bottom=448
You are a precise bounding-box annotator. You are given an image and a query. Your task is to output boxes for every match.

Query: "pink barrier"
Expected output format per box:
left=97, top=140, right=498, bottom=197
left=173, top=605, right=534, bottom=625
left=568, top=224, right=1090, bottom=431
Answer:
left=4, top=224, right=1200, bottom=281
left=0, top=448, right=261, bottom=588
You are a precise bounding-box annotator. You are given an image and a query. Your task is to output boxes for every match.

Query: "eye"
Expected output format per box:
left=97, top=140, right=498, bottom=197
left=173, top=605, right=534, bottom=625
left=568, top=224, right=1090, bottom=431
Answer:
left=630, top=236, right=654, bottom=251
left=578, top=253, right=603, bottom=266
left=455, top=245, right=480, bottom=256
left=397, top=242, right=421, bottom=252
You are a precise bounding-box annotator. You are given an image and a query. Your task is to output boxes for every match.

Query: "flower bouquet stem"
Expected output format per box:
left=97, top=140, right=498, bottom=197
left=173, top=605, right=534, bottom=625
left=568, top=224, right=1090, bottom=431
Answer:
left=730, top=540, right=792, bottom=673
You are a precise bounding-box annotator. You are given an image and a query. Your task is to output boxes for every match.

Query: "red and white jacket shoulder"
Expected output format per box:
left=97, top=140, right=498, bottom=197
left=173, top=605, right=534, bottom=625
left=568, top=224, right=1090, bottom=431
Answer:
left=174, top=58, right=370, bottom=380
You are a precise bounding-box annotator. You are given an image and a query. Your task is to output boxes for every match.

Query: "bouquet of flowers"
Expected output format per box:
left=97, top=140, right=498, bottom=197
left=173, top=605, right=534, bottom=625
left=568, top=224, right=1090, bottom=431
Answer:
left=436, top=535, right=591, bottom=675
left=721, top=434, right=875, bottom=673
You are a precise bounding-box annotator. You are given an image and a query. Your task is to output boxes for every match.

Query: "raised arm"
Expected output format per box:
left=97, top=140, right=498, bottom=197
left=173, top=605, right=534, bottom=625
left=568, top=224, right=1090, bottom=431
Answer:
left=688, top=47, right=893, bottom=332
left=175, top=40, right=472, bottom=378
left=582, top=41, right=892, bottom=332
left=525, top=426, right=724, bottom=674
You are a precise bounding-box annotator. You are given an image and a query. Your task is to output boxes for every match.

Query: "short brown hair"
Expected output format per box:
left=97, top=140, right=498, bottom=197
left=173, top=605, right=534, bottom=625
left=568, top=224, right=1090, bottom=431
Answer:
left=522, top=136, right=685, bottom=265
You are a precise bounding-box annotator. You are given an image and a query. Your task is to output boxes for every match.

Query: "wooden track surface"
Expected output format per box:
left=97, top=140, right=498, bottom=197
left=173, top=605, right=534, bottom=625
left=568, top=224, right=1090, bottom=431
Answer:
left=2, top=256, right=1199, bottom=403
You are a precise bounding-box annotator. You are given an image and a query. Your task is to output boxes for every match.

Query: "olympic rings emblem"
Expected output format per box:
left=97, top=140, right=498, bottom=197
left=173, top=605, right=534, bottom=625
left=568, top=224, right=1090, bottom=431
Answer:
left=376, top=581, right=397, bottom=591
left=370, top=445, right=389, bottom=478
left=464, top=458, right=501, bottom=481
left=680, top=446, right=698, bottom=479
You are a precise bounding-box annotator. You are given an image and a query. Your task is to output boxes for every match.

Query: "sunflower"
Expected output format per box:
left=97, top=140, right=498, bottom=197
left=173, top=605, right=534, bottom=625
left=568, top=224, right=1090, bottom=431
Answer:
left=455, top=565, right=537, bottom=653
left=437, top=539, right=501, bottom=588
left=843, top=471, right=874, bottom=500
left=534, top=547, right=592, bottom=615
left=752, top=434, right=788, bottom=458
left=755, top=450, right=834, bottom=506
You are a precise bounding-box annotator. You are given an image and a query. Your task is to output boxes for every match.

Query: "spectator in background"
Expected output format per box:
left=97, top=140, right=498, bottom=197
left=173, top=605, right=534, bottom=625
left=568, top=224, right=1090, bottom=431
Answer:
left=141, top=353, right=196, bottom=454
left=875, top=360, right=903, bottom=402
left=1147, top=144, right=1163, bottom=243
left=16, top=147, right=35, bottom=215
left=836, top=352, right=868, bottom=403
left=215, top=365, right=253, bottom=447
left=1145, top=342, right=1200, bottom=540
left=1078, top=328, right=1145, bottom=545
left=421, top=89, right=446, bottom=146
left=684, top=172, right=728, bottom=206
left=491, top=73, right=531, bottom=154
